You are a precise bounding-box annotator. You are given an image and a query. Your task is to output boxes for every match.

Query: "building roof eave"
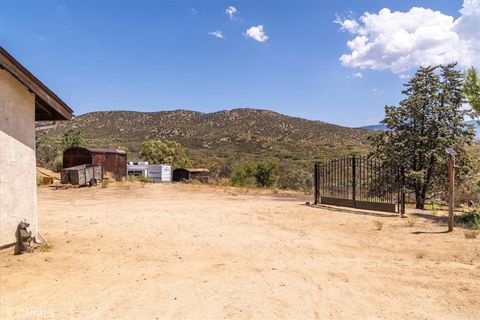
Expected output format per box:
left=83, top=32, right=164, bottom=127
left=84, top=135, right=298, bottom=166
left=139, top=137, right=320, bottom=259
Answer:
left=0, top=47, right=74, bottom=121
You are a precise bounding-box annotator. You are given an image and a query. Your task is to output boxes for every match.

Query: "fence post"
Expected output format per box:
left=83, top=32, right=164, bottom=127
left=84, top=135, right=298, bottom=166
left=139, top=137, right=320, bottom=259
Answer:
left=400, top=166, right=406, bottom=216
left=352, top=156, right=356, bottom=208
left=314, top=163, right=320, bottom=204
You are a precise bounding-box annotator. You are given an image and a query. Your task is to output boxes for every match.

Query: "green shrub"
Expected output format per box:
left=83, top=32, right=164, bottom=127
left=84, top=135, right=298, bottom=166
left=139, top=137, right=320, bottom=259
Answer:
left=281, top=169, right=313, bottom=192
left=230, top=162, right=256, bottom=187
left=254, top=161, right=278, bottom=187
left=456, top=210, right=480, bottom=229
left=101, top=179, right=109, bottom=188
left=230, top=167, right=247, bottom=187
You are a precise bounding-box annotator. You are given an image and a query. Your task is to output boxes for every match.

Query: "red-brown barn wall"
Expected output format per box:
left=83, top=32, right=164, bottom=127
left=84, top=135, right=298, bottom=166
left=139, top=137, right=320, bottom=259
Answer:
left=63, top=148, right=92, bottom=168
left=115, top=154, right=127, bottom=177
left=92, top=153, right=126, bottom=178
left=63, top=148, right=127, bottom=179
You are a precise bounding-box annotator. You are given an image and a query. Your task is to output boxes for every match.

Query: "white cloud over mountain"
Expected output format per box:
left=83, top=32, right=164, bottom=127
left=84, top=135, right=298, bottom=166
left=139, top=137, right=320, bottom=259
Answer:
left=336, top=0, right=480, bottom=74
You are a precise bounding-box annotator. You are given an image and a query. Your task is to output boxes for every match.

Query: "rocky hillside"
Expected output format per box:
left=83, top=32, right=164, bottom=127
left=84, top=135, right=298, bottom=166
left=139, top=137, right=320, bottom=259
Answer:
left=36, top=108, right=370, bottom=166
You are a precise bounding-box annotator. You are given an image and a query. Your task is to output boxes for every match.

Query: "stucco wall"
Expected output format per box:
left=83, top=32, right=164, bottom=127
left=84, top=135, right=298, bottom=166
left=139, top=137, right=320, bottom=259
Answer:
left=0, top=69, right=37, bottom=247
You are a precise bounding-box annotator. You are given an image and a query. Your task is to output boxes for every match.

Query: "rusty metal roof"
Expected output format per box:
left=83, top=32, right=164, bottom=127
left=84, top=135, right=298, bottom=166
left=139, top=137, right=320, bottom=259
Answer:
left=65, top=147, right=127, bottom=154
left=84, top=147, right=127, bottom=154
left=0, top=47, right=74, bottom=120
left=182, top=168, right=210, bottom=173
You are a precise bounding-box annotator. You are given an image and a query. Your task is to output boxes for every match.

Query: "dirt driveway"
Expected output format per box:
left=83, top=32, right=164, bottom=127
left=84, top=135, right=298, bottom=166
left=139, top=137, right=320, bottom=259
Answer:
left=1, top=183, right=479, bottom=319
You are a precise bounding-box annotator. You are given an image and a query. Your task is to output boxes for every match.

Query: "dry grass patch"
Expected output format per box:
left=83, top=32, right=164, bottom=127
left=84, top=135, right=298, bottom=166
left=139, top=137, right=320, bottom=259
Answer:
left=373, top=220, right=383, bottom=230
left=407, top=216, right=417, bottom=227
left=464, top=230, right=479, bottom=239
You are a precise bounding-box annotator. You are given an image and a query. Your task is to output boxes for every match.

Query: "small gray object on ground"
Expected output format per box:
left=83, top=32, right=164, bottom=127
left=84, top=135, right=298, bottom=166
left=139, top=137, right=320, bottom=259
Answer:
left=14, top=221, right=33, bottom=255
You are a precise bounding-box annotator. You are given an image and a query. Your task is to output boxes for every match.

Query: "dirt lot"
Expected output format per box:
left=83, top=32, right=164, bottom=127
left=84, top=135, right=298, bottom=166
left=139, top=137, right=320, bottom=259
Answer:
left=1, top=183, right=479, bottom=319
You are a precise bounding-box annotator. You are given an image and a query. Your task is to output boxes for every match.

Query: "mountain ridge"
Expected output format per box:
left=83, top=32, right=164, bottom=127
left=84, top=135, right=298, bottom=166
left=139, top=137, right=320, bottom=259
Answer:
left=36, top=108, right=371, bottom=167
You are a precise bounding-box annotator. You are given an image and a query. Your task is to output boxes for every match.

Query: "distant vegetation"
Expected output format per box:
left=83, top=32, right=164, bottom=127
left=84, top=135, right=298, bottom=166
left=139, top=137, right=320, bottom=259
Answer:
left=36, top=108, right=370, bottom=190
left=36, top=128, right=83, bottom=171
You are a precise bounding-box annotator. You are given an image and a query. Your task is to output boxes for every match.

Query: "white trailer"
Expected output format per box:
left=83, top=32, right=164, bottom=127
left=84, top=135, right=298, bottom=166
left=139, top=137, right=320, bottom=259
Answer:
left=126, top=162, right=171, bottom=183
left=147, top=165, right=171, bottom=183
left=127, top=162, right=149, bottom=177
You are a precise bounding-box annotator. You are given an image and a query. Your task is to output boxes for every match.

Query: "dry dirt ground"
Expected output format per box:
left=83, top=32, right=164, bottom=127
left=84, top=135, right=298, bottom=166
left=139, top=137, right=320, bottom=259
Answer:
left=1, top=183, right=479, bottom=319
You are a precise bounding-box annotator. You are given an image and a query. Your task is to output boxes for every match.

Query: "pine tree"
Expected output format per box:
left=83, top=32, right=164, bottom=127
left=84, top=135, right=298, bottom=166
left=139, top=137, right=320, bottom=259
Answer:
left=370, top=64, right=475, bottom=209
left=464, top=67, right=480, bottom=115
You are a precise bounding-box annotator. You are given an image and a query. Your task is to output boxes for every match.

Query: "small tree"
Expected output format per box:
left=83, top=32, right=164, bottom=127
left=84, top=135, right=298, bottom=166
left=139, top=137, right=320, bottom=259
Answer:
left=370, top=64, right=475, bottom=209
left=255, top=161, right=278, bottom=187
left=139, top=139, right=193, bottom=168
left=62, top=128, right=83, bottom=149
left=230, top=162, right=256, bottom=187
left=282, top=169, right=314, bottom=192
left=36, top=138, right=61, bottom=170
left=464, top=67, right=480, bottom=116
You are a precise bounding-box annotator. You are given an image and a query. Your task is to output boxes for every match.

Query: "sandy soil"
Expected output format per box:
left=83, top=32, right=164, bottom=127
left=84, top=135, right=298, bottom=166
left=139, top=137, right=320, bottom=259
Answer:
left=1, top=183, right=479, bottom=319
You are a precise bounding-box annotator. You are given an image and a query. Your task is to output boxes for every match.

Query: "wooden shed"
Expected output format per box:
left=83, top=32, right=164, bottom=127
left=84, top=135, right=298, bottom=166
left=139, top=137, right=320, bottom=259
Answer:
left=63, top=147, right=127, bottom=179
left=172, top=168, right=210, bottom=183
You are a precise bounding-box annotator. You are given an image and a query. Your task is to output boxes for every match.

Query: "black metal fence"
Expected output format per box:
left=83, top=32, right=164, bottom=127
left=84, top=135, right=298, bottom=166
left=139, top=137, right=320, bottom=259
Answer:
left=314, top=156, right=405, bottom=213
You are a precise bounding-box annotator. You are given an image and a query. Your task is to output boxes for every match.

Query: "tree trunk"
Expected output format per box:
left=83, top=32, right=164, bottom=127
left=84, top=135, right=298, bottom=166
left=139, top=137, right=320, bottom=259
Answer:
left=419, top=155, right=436, bottom=211
left=416, top=192, right=425, bottom=209
left=415, top=185, right=424, bottom=209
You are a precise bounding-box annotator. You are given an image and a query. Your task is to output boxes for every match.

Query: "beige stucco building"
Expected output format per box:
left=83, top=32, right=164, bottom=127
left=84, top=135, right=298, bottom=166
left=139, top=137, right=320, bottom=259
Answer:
left=0, top=47, right=73, bottom=248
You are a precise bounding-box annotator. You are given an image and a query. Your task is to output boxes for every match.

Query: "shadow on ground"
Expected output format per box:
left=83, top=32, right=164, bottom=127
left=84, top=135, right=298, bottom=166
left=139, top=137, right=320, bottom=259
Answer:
left=306, top=204, right=399, bottom=218
left=411, top=230, right=451, bottom=234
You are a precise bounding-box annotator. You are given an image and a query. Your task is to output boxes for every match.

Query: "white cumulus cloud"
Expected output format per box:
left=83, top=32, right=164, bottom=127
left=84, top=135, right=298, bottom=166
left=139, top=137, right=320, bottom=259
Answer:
left=336, top=0, right=480, bottom=74
left=226, top=6, right=237, bottom=20
left=245, top=25, right=269, bottom=42
left=208, top=31, right=225, bottom=39
left=346, top=72, right=363, bottom=79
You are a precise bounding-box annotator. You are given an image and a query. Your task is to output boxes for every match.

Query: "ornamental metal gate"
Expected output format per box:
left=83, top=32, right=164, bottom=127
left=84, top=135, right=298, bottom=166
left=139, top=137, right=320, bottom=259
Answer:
left=314, top=156, right=405, bottom=213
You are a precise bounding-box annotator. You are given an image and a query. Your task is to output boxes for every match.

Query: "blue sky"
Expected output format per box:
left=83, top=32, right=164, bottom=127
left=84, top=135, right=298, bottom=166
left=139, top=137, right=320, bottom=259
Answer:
left=1, top=0, right=476, bottom=127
